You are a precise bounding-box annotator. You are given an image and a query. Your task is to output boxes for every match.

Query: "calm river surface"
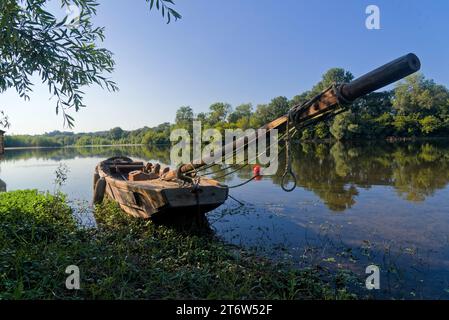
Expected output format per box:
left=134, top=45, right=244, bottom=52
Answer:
left=1, top=141, right=449, bottom=299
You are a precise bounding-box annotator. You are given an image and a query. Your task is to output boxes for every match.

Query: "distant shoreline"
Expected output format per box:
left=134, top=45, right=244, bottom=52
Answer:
left=4, top=144, right=146, bottom=151
left=4, top=137, right=449, bottom=151
left=297, top=136, right=449, bottom=143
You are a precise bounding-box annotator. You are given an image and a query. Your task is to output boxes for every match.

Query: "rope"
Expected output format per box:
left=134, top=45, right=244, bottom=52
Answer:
left=281, top=113, right=297, bottom=192
left=228, top=194, right=244, bottom=206
left=178, top=126, right=299, bottom=192
left=217, top=175, right=261, bottom=189
left=185, top=126, right=279, bottom=175
left=214, top=128, right=298, bottom=190
left=213, top=163, right=249, bottom=180
left=199, top=129, right=293, bottom=179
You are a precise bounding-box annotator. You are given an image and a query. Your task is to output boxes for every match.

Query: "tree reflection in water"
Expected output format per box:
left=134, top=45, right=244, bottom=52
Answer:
left=0, top=178, right=6, bottom=192
left=229, top=140, right=449, bottom=211
left=1, top=141, right=449, bottom=211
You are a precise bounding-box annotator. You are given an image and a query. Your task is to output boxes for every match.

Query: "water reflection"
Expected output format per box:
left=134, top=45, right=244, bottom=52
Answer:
left=209, top=140, right=449, bottom=211
left=2, top=145, right=170, bottom=164
left=0, top=155, right=6, bottom=192
left=2, top=141, right=449, bottom=211
left=294, top=141, right=449, bottom=209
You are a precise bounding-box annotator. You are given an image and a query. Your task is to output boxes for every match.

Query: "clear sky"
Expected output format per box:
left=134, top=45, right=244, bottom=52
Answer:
left=2, top=0, right=448, bottom=134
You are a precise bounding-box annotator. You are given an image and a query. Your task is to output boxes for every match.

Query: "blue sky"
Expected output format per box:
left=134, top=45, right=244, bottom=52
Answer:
left=2, top=0, right=449, bottom=134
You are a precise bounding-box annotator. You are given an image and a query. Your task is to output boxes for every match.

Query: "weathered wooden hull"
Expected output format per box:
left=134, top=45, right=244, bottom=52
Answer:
left=94, top=157, right=228, bottom=221
left=102, top=175, right=228, bottom=219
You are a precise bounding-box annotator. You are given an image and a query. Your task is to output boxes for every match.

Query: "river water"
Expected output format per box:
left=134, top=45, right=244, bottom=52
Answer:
left=1, top=141, right=449, bottom=299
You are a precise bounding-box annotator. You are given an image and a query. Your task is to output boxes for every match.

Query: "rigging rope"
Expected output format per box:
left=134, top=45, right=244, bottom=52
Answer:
left=185, top=126, right=280, bottom=176
left=198, top=128, right=294, bottom=179
left=217, top=175, right=261, bottom=189
left=215, top=128, right=298, bottom=190
left=280, top=114, right=297, bottom=192
left=179, top=125, right=299, bottom=191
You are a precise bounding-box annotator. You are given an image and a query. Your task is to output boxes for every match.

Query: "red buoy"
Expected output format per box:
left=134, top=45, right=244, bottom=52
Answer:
left=253, top=165, right=261, bottom=177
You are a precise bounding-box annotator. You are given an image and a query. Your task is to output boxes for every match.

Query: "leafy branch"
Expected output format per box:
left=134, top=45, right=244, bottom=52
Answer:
left=0, top=0, right=181, bottom=129
left=0, top=111, right=9, bottom=128
left=146, top=0, right=182, bottom=24
left=0, top=0, right=117, bottom=128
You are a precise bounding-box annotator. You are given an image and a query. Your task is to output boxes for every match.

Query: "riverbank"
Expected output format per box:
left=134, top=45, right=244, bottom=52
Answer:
left=4, top=143, right=145, bottom=151
left=4, top=135, right=449, bottom=150
left=0, top=190, right=361, bottom=300
left=297, top=136, right=449, bottom=144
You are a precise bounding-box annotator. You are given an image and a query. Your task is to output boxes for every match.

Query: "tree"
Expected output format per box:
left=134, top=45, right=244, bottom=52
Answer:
left=142, top=129, right=170, bottom=145
left=331, top=112, right=353, bottom=140
left=235, top=116, right=251, bottom=130
left=300, top=127, right=312, bottom=140
left=314, top=122, right=329, bottom=139
left=175, top=106, right=194, bottom=126
left=393, top=73, right=449, bottom=116
left=154, top=122, right=171, bottom=133
left=293, top=68, right=355, bottom=139
left=309, top=68, right=354, bottom=97
left=0, top=0, right=181, bottom=128
left=196, top=112, right=207, bottom=123
left=250, top=97, right=289, bottom=128
left=207, top=102, right=232, bottom=126
left=289, top=92, right=309, bottom=108
left=227, top=103, right=252, bottom=123
left=419, top=115, right=441, bottom=135
left=289, top=69, right=353, bottom=111
left=268, top=96, right=290, bottom=117
left=393, top=114, right=420, bottom=136
left=250, top=104, right=270, bottom=128
left=351, top=91, right=393, bottom=117
left=109, top=127, right=124, bottom=140
left=371, top=112, right=395, bottom=137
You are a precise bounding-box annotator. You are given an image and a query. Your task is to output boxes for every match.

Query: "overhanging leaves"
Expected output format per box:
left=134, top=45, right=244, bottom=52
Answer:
left=145, top=0, right=182, bottom=24
left=0, top=0, right=181, bottom=129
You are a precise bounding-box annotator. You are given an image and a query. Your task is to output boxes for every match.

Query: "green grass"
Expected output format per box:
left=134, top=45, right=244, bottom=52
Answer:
left=0, top=190, right=360, bottom=300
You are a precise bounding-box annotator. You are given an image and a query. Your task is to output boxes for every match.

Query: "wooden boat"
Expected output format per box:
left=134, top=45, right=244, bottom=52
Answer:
left=93, top=157, right=228, bottom=222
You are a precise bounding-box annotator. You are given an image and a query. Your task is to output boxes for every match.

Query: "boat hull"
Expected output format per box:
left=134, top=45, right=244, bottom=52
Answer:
left=103, top=176, right=228, bottom=219
left=94, top=157, right=228, bottom=221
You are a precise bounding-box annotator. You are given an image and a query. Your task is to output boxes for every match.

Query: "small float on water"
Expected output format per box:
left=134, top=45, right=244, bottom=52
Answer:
left=93, top=156, right=228, bottom=224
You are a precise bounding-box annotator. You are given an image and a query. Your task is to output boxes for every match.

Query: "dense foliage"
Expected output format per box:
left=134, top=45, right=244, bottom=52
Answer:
left=172, top=70, right=449, bottom=141
left=5, top=70, right=449, bottom=148
left=4, top=123, right=171, bottom=147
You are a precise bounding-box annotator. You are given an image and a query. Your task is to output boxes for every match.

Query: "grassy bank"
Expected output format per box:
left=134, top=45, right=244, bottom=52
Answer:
left=0, top=190, right=360, bottom=300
